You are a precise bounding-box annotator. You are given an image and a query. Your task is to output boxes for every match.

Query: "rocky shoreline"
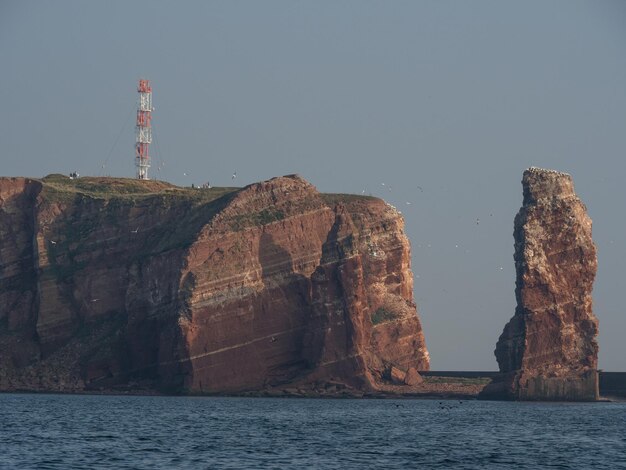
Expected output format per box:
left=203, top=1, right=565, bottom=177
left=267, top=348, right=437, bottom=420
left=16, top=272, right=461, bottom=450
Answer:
left=0, top=375, right=490, bottom=400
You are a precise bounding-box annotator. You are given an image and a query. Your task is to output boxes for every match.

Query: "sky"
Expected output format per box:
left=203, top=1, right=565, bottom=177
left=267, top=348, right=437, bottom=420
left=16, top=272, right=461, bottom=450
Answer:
left=1, top=0, right=624, bottom=371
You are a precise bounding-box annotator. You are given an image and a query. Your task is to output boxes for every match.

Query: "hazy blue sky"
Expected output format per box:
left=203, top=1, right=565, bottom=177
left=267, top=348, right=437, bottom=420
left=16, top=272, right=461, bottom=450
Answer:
left=1, top=1, right=624, bottom=370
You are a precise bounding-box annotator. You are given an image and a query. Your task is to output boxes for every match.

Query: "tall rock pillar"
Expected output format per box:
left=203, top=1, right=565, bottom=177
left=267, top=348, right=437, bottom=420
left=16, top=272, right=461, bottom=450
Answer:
left=482, top=167, right=599, bottom=401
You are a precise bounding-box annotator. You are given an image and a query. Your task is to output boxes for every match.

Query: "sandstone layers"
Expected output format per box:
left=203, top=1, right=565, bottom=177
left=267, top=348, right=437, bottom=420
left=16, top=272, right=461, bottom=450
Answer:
left=482, top=168, right=599, bottom=401
left=0, top=174, right=429, bottom=394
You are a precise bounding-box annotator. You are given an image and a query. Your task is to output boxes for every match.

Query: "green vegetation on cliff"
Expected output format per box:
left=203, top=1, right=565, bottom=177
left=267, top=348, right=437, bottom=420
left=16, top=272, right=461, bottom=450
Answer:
left=40, top=174, right=377, bottom=210
left=37, top=175, right=382, bottom=264
left=41, top=174, right=237, bottom=204
left=371, top=307, right=399, bottom=325
left=37, top=175, right=241, bottom=277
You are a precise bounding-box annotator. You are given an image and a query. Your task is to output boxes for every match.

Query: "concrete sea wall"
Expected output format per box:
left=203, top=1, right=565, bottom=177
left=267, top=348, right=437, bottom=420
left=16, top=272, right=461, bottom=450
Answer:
left=424, top=371, right=624, bottom=400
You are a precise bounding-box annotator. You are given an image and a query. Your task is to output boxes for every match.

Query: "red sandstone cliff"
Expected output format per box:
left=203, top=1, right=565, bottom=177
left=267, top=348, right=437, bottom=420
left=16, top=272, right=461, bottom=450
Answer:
left=0, top=174, right=429, bottom=394
left=481, top=168, right=599, bottom=401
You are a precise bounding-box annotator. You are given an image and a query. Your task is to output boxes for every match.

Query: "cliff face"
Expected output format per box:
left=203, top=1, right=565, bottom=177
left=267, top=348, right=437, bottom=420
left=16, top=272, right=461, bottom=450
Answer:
left=482, top=168, right=599, bottom=401
left=0, top=174, right=429, bottom=394
left=0, top=178, right=41, bottom=364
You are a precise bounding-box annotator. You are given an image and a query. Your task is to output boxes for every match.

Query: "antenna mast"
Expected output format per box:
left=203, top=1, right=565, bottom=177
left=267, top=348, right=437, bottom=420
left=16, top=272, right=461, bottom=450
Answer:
left=135, top=79, right=152, bottom=180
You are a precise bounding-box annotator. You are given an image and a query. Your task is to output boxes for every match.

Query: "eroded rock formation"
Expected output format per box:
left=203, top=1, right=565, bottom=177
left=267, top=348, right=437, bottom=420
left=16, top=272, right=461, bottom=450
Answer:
left=482, top=168, right=599, bottom=401
left=0, top=174, right=429, bottom=394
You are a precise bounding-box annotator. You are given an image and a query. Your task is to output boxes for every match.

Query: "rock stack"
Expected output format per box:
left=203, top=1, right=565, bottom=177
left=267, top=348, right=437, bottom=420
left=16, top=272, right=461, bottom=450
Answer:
left=481, top=168, right=599, bottom=401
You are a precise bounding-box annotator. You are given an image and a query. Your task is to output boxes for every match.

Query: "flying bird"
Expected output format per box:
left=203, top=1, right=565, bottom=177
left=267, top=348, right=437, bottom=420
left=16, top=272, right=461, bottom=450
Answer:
left=232, top=172, right=237, bottom=180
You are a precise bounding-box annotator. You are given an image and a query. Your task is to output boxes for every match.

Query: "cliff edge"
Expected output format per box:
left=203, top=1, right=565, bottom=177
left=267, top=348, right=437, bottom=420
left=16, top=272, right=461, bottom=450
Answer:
left=481, top=168, right=599, bottom=401
left=0, top=174, right=429, bottom=394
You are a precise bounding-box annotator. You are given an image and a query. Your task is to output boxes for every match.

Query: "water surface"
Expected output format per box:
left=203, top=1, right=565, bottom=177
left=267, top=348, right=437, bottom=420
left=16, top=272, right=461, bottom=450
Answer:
left=1, top=394, right=624, bottom=469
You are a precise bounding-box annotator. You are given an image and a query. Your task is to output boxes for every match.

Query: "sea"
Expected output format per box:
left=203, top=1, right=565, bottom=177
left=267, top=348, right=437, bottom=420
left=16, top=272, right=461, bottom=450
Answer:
left=1, top=393, right=625, bottom=469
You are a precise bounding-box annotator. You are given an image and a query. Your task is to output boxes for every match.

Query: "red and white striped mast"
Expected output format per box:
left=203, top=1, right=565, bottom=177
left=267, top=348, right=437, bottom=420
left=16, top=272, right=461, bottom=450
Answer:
left=135, top=79, right=152, bottom=180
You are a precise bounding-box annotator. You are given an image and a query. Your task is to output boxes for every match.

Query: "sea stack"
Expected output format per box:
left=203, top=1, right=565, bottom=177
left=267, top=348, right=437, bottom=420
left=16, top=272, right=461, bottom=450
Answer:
left=482, top=168, right=599, bottom=401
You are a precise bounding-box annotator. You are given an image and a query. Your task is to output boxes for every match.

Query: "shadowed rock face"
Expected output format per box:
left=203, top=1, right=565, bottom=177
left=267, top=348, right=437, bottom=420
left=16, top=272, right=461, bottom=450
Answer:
left=482, top=168, right=599, bottom=401
left=0, top=174, right=429, bottom=393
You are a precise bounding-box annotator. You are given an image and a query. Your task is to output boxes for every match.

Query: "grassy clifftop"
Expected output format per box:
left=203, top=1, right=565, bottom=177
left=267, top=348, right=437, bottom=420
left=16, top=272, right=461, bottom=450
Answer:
left=39, top=174, right=376, bottom=207
left=40, top=174, right=238, bottom=205
left=32, top=174, right=379, bottom=261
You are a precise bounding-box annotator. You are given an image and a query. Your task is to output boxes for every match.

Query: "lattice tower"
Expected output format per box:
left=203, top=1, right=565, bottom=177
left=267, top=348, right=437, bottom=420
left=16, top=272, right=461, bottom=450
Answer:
left=135, top=79, right=152, bottom=180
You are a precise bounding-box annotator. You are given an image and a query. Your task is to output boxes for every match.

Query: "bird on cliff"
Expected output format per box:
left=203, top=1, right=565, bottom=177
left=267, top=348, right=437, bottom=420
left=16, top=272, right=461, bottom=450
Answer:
left=90, top=299, right=99, bottom=303
left=270, top=336, right=277, bottom=343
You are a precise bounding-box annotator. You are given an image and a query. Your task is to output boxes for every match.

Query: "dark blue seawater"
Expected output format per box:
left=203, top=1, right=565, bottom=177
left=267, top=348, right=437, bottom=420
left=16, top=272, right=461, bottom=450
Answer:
left=1, top=394, right=625, bottom=469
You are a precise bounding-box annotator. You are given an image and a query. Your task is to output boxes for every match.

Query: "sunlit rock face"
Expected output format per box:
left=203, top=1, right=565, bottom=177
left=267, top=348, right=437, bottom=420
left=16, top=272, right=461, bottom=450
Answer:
left=482, top=168, right=599, bottom=401
left=0, top=174, right=429, bottom=394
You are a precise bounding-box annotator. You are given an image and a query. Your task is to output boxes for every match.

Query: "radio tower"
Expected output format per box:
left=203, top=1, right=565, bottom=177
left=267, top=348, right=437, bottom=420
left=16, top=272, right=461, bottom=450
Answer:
left=135, top=79, right=152, bottom=180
